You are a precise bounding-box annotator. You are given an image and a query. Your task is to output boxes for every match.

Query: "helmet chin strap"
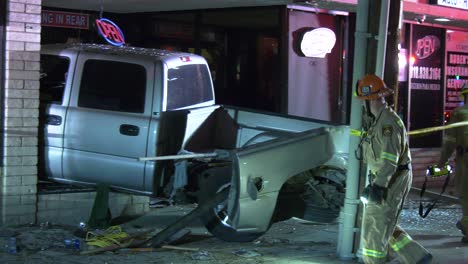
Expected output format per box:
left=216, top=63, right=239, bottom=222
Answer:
left=362, top=101, right=375, bottom=130
left=365, top=101, right=374, bottom=118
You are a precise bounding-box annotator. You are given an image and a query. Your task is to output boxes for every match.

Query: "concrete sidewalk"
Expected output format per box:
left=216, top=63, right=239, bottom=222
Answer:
left=115, top=191, right=467, bottom=264
left=0, top=189, right=466, bottom=263
left=118, top=189, right=467, bottom=264
left=401, top=191, right=467, bottom=264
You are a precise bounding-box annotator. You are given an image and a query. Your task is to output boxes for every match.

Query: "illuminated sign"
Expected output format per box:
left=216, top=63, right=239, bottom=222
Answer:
left=300, top=28, right=336, bottom=58
left=415, top=35, right=440, bottom=59
left=42, top=10, right=89, bottom=29
left=432, top=0, right=468, bottom=10
left=95, top=18, right=125, bottom=47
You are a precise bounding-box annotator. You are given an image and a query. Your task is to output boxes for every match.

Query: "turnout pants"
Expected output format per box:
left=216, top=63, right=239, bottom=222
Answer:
left=455, top=153, right=468, bottom=217
left=361, top=170, right=430, bottom=264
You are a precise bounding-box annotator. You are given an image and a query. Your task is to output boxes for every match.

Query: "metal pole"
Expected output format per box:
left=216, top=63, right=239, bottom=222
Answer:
left=338, top=0, right=392, bottom=260
left=375, top=0, right=390, bottom=77
left=337, top=0, right=369, bottom=260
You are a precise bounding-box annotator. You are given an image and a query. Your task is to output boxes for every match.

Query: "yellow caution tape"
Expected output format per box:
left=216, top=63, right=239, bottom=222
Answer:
left=408, top=121, right=468, bottom=136
left=348, top=121, right=468, bottom=138
left=85, top=225, right=131, bottom=248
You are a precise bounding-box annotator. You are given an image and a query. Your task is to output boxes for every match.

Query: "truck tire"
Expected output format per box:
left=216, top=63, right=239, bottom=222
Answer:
left=276, top=167, right=344, bottom=223
left=196, top=165, right=266, bottom=242
left=302, top=204, right=340, bottom=223
left=301, top=168, right=345, bottom=223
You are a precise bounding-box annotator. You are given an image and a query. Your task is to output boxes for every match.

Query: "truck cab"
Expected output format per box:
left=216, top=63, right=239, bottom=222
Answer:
left=39, top=44, right=215, bottom=194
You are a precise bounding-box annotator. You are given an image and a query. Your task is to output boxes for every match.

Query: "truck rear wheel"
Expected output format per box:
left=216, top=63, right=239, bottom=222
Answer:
left=196, top=165, right=266, bottom=242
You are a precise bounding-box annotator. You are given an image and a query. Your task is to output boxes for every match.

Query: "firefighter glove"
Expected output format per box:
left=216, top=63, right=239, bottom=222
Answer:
left=361, top=184, right=387, bottom=205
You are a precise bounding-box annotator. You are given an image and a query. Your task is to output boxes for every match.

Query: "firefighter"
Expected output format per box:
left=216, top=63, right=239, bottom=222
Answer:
left=356, top=74, right=432, bottom=264
left=438, top=83, right=468, bottom=243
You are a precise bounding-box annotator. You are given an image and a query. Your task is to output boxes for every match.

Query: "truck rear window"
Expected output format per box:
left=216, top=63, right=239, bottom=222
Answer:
left=78, top=60, right=146, bottom=113
left=167, top=64, right=213, bottom=110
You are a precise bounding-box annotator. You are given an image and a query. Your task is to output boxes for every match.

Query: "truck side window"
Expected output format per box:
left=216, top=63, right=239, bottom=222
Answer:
left=78, top=60, right=146, bottom=113
left=167, top=64, right=213, bottom=110
left=40, top=55, right=69, bottom=104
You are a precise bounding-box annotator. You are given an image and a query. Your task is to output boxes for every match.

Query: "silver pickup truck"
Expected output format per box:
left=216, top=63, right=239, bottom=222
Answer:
left=40, top=43, right=350, bottom=242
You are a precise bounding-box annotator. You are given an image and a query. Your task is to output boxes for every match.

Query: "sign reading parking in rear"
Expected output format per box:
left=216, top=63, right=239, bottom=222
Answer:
left=42, top=10, right=89, bottom=29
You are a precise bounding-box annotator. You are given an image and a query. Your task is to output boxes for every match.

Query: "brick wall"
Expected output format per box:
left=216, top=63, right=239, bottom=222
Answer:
left=37, top=192, right=150, bottom=226
left=1, top=0, right=42, bottom=226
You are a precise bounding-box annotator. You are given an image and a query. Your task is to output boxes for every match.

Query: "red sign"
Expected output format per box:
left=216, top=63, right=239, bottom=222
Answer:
left=41, top=10, right=89, bottom=30
left=415, top=35, right=440, bottom=60
left=95, top=18, right=125, bottom=46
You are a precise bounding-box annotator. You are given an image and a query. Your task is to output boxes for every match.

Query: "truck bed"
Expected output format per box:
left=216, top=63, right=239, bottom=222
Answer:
left=168, top=105, right=349, bottom=234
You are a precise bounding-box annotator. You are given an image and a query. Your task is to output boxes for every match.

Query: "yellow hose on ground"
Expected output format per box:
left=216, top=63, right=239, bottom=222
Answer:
left=85, top=225, right=131, bottom=248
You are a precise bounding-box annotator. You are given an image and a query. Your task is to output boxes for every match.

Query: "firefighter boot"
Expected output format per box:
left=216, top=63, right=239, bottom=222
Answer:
left=416, top=253, right=433, bottom=264
left=456, top=216, right=468, bottom=243
left=389, top=232, right=431, bottom=264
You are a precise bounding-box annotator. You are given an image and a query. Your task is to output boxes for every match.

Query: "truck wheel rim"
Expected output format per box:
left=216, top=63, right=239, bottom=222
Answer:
left=213, top=183, right=233, bottom=228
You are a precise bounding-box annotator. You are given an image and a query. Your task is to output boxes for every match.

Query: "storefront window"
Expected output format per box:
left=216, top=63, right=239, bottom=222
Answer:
left=287, top=9, right=346, bottom=123
left=445, top=30, right=468, bottom=123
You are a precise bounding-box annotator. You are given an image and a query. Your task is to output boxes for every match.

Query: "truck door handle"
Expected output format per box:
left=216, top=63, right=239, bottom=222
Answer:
left=45, top=115, right=62, bottom=126
left=120, top=124, right=139, bottom=136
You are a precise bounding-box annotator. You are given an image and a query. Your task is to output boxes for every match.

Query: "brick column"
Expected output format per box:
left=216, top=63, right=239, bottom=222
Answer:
left=1, top=0, right=41, bottom=226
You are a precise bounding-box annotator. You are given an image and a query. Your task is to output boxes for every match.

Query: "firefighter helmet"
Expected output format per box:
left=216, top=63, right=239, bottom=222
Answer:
left=356, top=74, right=394, bottom=100
left=460, top=83, right=468, bottom=98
